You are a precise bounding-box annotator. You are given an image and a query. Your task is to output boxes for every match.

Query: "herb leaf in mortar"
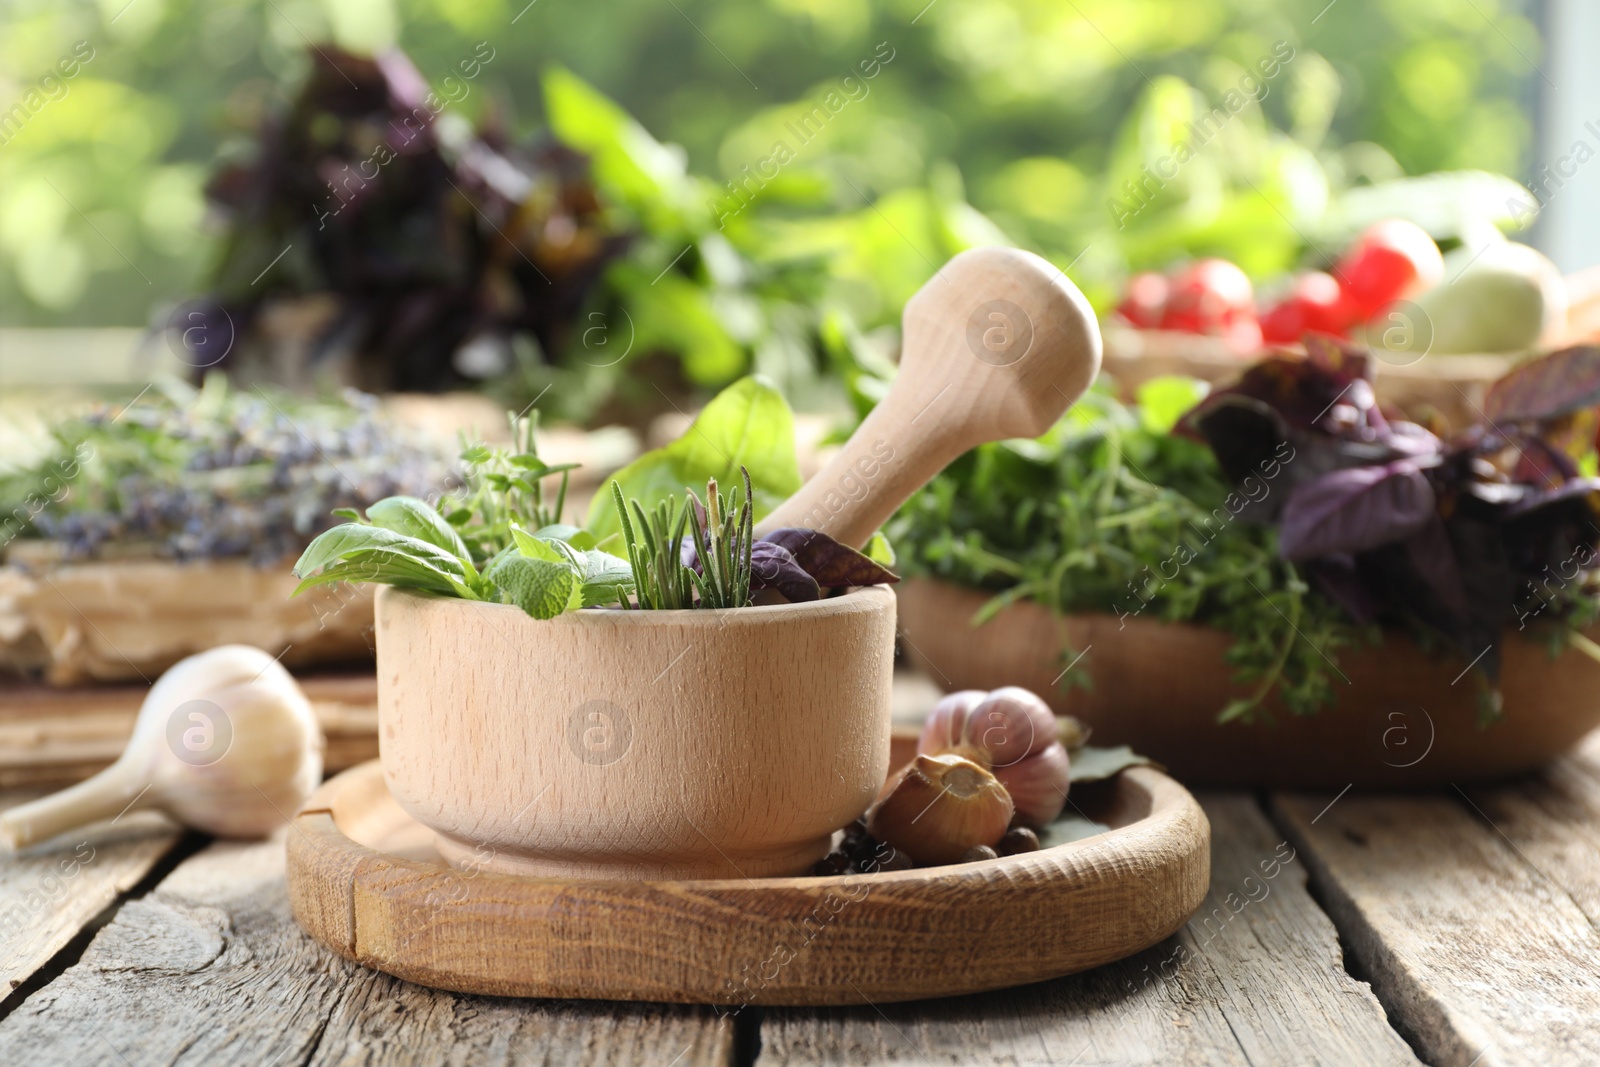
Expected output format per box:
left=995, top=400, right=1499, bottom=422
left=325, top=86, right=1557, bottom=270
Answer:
left=588, top=376, right=801, bottom=542
left=293, top=409, right=637, bottom=620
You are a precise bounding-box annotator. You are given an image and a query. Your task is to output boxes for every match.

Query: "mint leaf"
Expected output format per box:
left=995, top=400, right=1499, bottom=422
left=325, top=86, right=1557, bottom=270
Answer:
left=486, top=552, right=582, bottom=620
left=510, top=523, right=567, bottom=562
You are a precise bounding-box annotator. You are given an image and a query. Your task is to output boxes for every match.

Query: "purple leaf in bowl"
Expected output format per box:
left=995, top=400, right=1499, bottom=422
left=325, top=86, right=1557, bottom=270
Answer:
left=1278, top=460, right=1438, bottom=562
left=758, top=527, right=900, bottom=590
left=748, top=540, right=821, bottom=602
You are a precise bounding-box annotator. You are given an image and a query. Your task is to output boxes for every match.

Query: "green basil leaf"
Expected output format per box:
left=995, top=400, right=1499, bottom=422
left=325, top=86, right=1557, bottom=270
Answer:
left=365, top=496, right=472, bottom=564
left=291, top=547, right=474, bottom=599
left=486, top=552, right=582, bottom=620
left=293, top=523, right=469, bottom=583
left=586, top=375, right=801, bottom=541
left=1136, top=376, right=1210, bottom=435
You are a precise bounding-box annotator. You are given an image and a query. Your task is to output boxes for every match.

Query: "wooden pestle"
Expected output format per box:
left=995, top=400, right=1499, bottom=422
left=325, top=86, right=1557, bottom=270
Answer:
left=755, top=246, right=1103, bottom=547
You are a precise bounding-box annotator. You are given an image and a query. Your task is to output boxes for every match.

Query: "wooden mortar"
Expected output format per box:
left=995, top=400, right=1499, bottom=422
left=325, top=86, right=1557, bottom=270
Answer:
left=376, top=246, right=1102, bottom=879
left=377, top=585, right=897, bottom=879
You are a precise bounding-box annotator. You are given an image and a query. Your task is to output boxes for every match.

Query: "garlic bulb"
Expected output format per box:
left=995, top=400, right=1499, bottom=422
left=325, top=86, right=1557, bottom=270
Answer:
left=0, top=646, right=324, bottom=851
left=993, top=741, right=1070, bottom=829
left=918, top=685, right=1071, bottom=831
left=867, top=753, right=1014, bottom=866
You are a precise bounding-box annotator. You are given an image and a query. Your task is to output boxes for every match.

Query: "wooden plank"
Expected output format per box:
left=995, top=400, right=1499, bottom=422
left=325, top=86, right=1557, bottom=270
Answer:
left=0, top=833, right=735, bottom=1066
left=0, top=791, right=180, bottom=995
left=1273, top=769, right=1600, bottom=1067
left=1460, top=731, right=1600, bottom=926
left=761, top=795, right=1418, bottom=1066
left=0, top=675, right=379, bottom=788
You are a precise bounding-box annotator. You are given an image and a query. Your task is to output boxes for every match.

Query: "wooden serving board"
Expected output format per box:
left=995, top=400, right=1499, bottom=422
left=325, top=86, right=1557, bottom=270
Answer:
left=286, top=758, right=1210, bottom=1006
left=0, top=674, right=379, bottom=788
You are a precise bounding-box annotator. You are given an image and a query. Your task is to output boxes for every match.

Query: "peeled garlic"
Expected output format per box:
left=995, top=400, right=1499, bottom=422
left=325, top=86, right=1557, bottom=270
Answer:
left=993, top=741, right=1070, bottom=830
left=0, top=646, right=324, bottom=851
left=867, top=753, right=1014, bottom=866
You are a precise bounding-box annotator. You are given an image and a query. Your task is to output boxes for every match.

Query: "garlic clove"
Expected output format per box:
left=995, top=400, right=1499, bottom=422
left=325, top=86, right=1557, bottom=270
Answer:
left=916, top=690, right=987, bottom=763
left=992, top=741, right=1071, bottom=830
left=867, top=753, right=1014, bottom=866
left=0, top=645, right=324, bottom=851
left=964, top=687, right=1057, bottom=769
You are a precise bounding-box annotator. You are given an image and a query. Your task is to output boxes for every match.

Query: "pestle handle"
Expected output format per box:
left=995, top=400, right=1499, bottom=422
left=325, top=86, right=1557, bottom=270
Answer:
left=756, top=246, right=1102, bottom=547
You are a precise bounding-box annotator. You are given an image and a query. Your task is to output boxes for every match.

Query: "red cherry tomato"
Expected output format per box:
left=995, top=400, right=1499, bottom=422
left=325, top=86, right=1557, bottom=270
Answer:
left=1260, top=271, right=1353, bottom=344
left=1334, top=219, right=1444, bottom=322
left=1115, top=271, right=1169, bottom=329
left=1161, top=258, right=1254, bottom=334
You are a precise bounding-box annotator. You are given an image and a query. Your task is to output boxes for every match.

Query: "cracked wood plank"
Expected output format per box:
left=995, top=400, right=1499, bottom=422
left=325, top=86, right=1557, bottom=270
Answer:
left=760, top=795, right=1417, bottom=1066
left=0, top=791, right=180, bottom=996
left=0, top=834, right=734, bottom=1066
left=1273, top=745, right=1600, bottom=1067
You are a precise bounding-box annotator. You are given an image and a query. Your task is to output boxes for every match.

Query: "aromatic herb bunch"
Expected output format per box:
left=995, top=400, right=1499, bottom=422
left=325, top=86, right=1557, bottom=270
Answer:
left=613, top=469, right=755, bottom=610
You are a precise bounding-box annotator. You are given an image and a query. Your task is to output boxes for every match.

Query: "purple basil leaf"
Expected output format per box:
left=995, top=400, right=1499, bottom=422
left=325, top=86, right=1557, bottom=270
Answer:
left=1305, top=555, right=1383, bottom=625
left=1278, top=460, right=1438, bottom=562
left=1502, top=477, right=1600, bottom=576
left=748, top=540, right=821, bottom=602
left=758, top=528, right=900, bottom=590
left=1484, top=345, right=1600, bottom=423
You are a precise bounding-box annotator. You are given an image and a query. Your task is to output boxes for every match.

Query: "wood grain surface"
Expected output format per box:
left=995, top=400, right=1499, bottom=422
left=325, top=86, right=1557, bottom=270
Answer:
left=1273, top=742, right=1600, bottom=1067
left=759, top=794, right=1419, bottom=1066
left=0, top=790, right=180, bottom=995
left=0, top=674, right=380, bottom=788
left=286, top=760, right=1209, bottom=1006
left=896, top=577, right=1600, bottom=788
left=0, top=833, right=734, bottom=1067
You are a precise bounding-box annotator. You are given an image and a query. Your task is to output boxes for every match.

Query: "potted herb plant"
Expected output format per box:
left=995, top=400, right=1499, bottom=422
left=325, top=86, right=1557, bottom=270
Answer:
left=891, top=339, right=1600, bottom=788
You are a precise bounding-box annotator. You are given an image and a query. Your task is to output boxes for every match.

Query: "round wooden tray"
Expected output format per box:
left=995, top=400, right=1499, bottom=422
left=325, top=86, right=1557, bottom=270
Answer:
left=896, top=578, right=1600, bottom=790
left=286, top=758, right=1209, bottom=1006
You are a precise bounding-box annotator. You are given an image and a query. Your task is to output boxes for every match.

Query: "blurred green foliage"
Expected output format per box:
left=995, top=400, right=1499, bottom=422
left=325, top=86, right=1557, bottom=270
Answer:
left=0, top=0, right=1541, bottom=338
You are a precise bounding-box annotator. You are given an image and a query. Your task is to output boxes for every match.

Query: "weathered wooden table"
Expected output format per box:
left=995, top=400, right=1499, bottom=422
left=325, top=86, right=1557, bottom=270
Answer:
left=2, top=724, right=1598, bottom=1066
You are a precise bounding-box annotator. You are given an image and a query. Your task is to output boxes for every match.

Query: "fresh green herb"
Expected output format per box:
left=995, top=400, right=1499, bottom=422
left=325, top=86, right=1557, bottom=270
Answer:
left=0, top=375, right=452, bottom=566
left=613, top=468, right=756, bottom=611
left=434, top=410, right=586, bottom=565
left=685, top=470, right=755, bottom=610
left=587, top=375, right=800, bottom=542
left=293, top=409, right=635, bottom=620
left=613, top=482, right=696, bottom=611
left=888, top=379, right=1367, bottom=722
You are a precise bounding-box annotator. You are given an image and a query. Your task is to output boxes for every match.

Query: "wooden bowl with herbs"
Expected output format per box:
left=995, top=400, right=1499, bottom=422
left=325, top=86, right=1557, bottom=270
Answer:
left=890, top=340, right=1600, bottom=789
left=294, top=246, right=1105, bottom=880
left=290, top=374, right=917, bottom=878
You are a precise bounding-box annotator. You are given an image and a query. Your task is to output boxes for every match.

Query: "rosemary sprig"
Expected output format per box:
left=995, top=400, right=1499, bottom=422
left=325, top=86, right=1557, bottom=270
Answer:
left=686, top=468, right=754, bottom=610
left=612, top=468, right=755, bottom=610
